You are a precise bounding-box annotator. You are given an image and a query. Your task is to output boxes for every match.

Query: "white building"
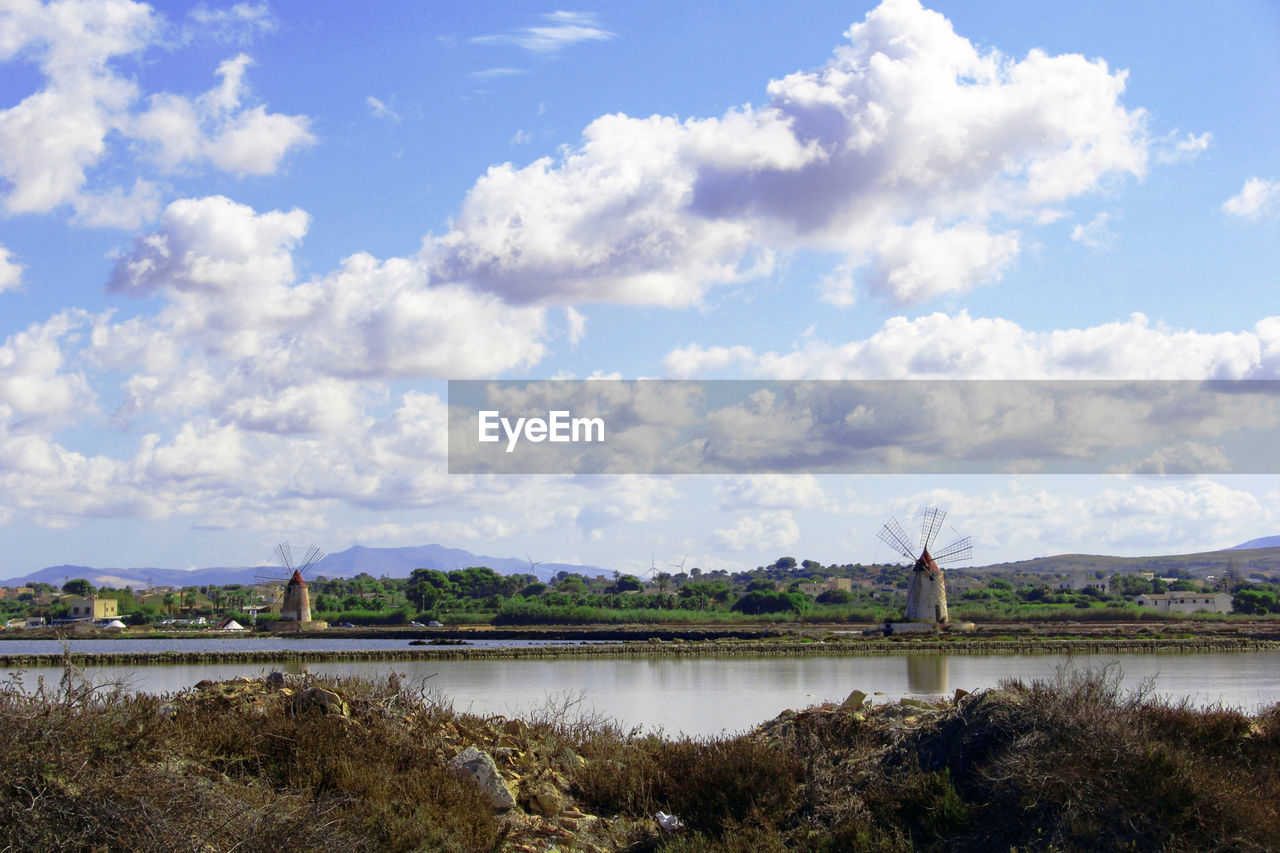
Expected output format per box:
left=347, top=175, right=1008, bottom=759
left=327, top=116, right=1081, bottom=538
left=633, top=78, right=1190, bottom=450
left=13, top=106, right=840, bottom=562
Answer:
left=1134, top=592, right=1234, bottom=615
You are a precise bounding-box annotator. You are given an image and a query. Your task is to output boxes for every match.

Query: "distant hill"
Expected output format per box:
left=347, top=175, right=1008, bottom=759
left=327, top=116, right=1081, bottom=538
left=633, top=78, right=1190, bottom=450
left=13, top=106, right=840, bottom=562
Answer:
left=0, top=545, right=607, bottom=589
left=1230, top=535, right=1280, bottom=551
left=977, top=545, right=1280, bottom=579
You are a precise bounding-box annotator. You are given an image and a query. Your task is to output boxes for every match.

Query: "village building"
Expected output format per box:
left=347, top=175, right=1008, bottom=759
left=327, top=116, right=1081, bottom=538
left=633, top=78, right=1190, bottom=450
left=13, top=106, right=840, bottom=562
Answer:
left=63, top=595, right=118, bottom=621
left=794, top=577, right=853, bottom=597
left=1134, top=592, right=1234, bottom=615
left=1058, top=574, right=1111, bottom=592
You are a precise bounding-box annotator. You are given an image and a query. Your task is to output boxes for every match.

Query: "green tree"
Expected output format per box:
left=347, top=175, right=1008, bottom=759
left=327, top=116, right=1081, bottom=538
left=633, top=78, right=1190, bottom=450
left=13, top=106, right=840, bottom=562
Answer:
left=732, top=590, right=807, bottom=615
left=449, top=566, right=503, bottom=599
left=612, top=574, right=642, bottom=593
left=62, top=579, right=95, bottom=597
left=557, top=576, right=587, bottom=594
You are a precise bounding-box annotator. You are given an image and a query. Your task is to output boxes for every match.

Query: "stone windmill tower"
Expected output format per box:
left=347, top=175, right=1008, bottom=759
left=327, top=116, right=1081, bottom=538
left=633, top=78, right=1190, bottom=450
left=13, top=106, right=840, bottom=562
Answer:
left=258, top=543, right=324, bottom=624
left=877, top=507, right=971, bottom=624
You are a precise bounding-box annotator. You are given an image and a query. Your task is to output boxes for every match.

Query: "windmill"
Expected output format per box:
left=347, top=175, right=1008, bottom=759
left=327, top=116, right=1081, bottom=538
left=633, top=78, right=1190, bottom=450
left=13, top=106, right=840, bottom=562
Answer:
left=877, top=507, right=971, bottom=624
left=257, top=542, right=325, bottom=623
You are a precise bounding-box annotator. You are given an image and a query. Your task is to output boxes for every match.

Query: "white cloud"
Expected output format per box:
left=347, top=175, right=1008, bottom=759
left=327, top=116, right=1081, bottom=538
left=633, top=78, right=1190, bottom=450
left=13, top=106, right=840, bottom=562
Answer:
left=0, top=247, right=23, bottom=293
left=133, top=54, right=315, bottom=176
left=1223, top=177, right=1280, bottom=221
left=711, top=510, right=800, bottom=552
left=718, top=475, right=827, bottom=510
left=666, top=311, right=1272, bottom=380
left=0, top=0, right=151, bottom=216
left=99, top=197, right=549, bottom=433
left=663, top=345, right=756, bottom=379
left=0, top=312, right=95, bottom=433
left=470, top=67, right=528, bottom=80
left=1155, top=130, right=1211, bottom=165
left=183, top=2, right=277, bottom=45
left=69, top=178, right=162, bottom=229
left=431, top=0, right=1148, bottom=307
left=0, top=2, right=312, bottom=224
left=108, top=194, right=308, bottom=298
left=1070, top=211, right=1115, bottom=249
left=873, top=478, right=1272, bottom=560
left=1105, top=441, right=1232, bottom=475
left=471, top=11, right=614, bottom=54
left=366, top=95, right=400, bottom=123
left=565, top=306, right=586, bottom=348
left=866, top=219, right=1020, bottom=302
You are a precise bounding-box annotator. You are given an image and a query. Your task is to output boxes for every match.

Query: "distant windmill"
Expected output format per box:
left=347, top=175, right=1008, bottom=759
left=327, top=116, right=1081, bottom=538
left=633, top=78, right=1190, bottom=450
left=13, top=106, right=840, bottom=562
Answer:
left=257, top=542, right=324, bottom=623
left=877, top=508, right=971, bottom=624
left=526, top=554, right=543, bottom=578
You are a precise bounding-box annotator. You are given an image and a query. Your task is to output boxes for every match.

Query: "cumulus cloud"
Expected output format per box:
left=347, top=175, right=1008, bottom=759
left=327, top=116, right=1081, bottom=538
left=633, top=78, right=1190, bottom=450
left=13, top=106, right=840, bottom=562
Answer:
left=132, top=53, right=315, bottom=176
left=0, top=0, right=312, bottom=224
left=0, top=247, right=23, bottom=293
left=1106, top=441, right=1232, bottom=475
left=711, top=510, right=800, bottom=552
left=717, top=475, right=827, bottom=510
left=0, top=311, right=96, bottom=432
left=665, top=311, right=1273, bottom=380
left=430, top=0, right=1148, bottom=307
left=471, top=11, right=614, bottom=54
left=100, top=196, right=548, bottom=431
left=880, top=478, right=1270, bottom=558
left=1223, top=177, right=1280, bottom=221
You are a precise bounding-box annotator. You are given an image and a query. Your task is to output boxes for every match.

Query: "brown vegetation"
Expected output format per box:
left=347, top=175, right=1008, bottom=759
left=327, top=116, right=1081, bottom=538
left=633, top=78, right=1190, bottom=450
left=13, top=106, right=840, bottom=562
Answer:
left=0, top=660, right=1277, bottom=851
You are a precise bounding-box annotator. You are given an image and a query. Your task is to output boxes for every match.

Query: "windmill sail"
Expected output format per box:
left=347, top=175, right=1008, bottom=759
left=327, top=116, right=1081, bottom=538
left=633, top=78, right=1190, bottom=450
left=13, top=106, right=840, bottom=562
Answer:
left=257, top=541, right=322, bottom=624
left=877, top=517, right=917, bottom=561
left=931, top=536, right=972, bottom=565
left=879, top=507, right=972, bottom=625
left=919, top=507, right=946, bottom=552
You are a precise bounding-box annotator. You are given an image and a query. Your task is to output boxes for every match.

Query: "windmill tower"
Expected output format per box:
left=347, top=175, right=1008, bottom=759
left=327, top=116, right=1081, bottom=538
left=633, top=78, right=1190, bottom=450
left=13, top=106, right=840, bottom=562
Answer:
left=877, top=508, right=971, bottom=624
left=258, top=543, right=324, bottom=624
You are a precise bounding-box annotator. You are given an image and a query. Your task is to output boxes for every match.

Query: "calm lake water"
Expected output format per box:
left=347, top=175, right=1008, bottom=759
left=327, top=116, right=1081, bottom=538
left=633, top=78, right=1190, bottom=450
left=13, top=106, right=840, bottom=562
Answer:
left=7, top=647, right=1279, bottom=736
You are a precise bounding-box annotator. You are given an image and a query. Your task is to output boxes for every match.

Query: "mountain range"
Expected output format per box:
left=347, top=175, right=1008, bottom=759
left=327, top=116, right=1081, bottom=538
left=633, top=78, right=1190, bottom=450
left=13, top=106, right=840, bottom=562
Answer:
left=5, top=536, right=1280, bottom=591
left=1, top=544, right=607, bottom=589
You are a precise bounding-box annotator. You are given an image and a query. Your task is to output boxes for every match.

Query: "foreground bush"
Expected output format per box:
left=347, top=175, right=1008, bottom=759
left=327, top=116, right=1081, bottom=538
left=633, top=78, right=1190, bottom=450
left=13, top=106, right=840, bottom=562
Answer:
left=1, top=662, right=1277, bottom=851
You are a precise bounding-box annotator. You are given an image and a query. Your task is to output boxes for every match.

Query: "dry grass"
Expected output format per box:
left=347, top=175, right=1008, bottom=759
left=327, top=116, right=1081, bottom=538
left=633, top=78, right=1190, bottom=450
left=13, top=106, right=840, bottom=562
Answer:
left=1, top=658, right=1278, bottom=852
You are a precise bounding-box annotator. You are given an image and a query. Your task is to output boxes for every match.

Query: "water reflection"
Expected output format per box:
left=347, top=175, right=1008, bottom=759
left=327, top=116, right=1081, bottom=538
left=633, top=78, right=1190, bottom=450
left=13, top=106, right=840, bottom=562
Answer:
left=906, top=655, right=948, bottom=695
left=5, top=651, right=1279, bottom=737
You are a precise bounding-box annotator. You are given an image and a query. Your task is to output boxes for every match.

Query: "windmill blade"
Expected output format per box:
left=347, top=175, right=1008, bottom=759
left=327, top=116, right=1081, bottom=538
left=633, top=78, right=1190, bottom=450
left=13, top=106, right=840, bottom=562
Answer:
left=932, top=536, right=972, bottom=565
left=919, top=507, right=946, bottom=551
left=254, top=567, right=283, bottom=582
left=877, top=517, right=917, bottom=561
left=273, top=542, right=294, bottom=572
left=298, top=545, right=325, bottom=574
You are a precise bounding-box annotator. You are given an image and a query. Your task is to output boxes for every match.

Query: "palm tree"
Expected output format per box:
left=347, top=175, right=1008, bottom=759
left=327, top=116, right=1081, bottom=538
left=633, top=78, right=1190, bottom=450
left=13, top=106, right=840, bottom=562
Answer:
left=163, top=592, right=176, bottom=617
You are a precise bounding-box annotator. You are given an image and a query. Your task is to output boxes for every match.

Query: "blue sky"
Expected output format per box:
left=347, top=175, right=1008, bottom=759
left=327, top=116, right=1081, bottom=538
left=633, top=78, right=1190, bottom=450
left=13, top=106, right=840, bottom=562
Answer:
left=2, top=0, right=1280, bottom=577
